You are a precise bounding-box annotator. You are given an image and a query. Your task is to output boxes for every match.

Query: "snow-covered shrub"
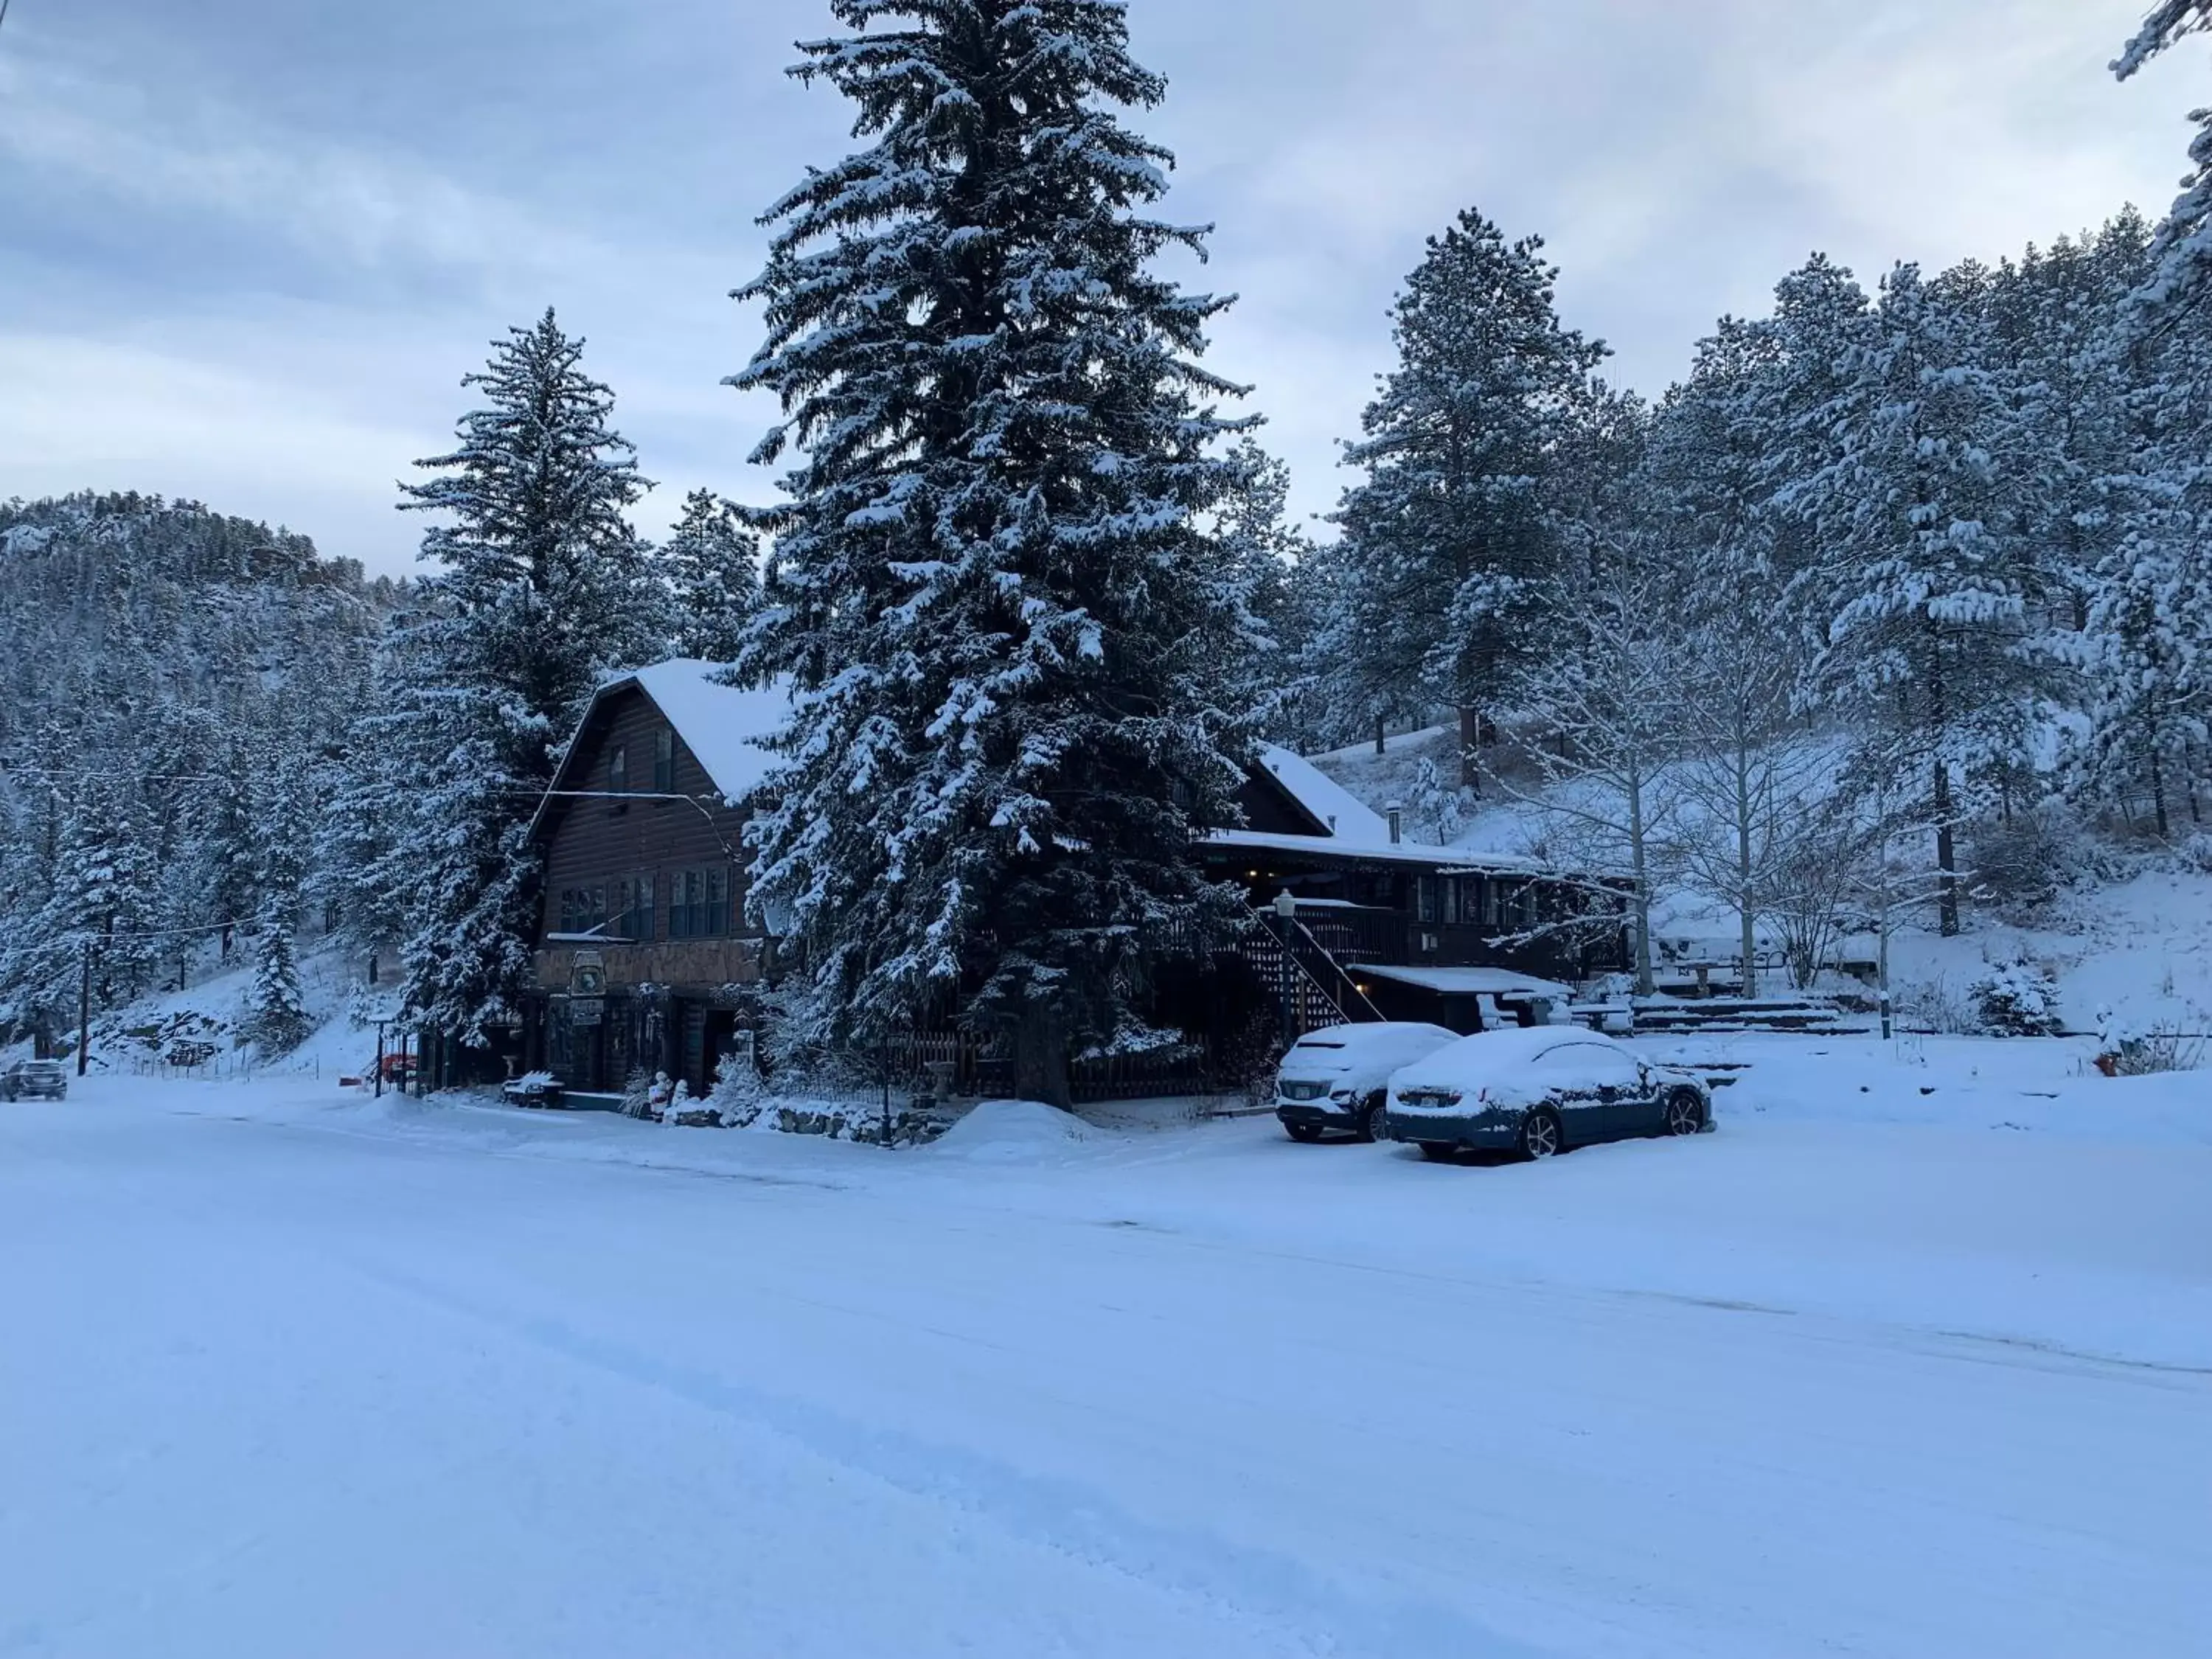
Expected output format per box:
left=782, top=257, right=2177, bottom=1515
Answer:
left=2180, top=831, right=2212, bottom=877
left=1892, top=975, right=1975, bottom=1035
left=1970, top=961, right=2065, bottom=1037
left=2095, top=1009, right=2206, bottom=1075
left=619, top=1067, right=658, bottom=1120
left=704, top=1057, right=768, bottom=1129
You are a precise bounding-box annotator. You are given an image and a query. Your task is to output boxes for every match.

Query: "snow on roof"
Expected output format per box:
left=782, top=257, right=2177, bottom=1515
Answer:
left=1209, top=827, right=1543, bottom=873
left=1349, top=964, right=1573, bottom=1000
left=1257, top=745, right=1390, bottom=841
left=621, top=660, right=789, bottom=803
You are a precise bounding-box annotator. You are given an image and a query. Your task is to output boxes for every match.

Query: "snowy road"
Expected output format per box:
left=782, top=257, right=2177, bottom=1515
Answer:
left=3, top=1071, right=2208, bottom=1658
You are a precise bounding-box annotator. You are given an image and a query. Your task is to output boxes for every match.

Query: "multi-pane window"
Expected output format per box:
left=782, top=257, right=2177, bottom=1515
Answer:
left=558, top=886, right=608, bottom=936
left=668, top=866, right=731, bottom=939
left=611, top=874, right=655, bottom=942
left=1416, top=875, right=1441, bottom=925
left=1481, top=878, right=1503, bottom=928
left=608, top=743, right=630, bottom=795
left=653, top=726, right=676, bottom=792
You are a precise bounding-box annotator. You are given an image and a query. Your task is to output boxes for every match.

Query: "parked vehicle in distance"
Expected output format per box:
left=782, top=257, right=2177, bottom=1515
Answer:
left=1383, top=1026, right=1709, bottom=1163
left=1274, top=1021, right=1461, bottom=1143
left=1, top=1059, right=69, bottom=1102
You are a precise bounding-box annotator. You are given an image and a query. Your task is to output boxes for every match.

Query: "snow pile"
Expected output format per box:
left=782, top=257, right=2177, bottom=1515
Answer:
left=930, top=1099, right=1103, bottom=1162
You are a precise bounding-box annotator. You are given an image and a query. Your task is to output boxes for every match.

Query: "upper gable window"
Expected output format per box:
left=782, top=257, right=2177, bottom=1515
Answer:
left=653, top=726, right=677, bottom=793
left=608, top=742, right=630, bottom=795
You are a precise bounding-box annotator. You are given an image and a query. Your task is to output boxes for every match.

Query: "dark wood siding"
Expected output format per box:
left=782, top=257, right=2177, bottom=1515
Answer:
left=535, top=684, right=757, bottom=987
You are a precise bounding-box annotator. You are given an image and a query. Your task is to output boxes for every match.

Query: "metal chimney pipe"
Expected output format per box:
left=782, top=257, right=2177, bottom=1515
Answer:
left=1385, top=804, right=1403, bottom=845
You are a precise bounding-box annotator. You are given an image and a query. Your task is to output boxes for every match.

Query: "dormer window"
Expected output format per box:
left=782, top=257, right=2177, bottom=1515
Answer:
left=653, top=726, right=676, bottom=793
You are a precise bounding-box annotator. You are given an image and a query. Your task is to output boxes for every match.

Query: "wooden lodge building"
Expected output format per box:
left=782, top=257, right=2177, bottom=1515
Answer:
left=518, top=661, right=1628, bottom=1101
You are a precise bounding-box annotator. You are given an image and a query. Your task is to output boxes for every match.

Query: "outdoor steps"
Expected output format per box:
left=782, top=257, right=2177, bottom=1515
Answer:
left=1624, top=996, right=1871, bottom=1037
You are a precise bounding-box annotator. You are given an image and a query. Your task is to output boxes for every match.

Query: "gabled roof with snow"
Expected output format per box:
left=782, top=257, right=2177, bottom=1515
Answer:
left=1217, top=742, right=1546, bottom=874
left=1255, top=745, right=1391, bottom=842
left=529, top=661, right=790, bottom=844
left=623, top=660, right=789, bottom=804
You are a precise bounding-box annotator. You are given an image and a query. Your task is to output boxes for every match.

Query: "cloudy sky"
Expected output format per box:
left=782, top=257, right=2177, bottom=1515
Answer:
left=1, top=0, right=2202, bottom=574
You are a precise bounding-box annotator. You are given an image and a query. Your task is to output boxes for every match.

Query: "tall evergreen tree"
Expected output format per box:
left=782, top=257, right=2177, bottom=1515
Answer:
left=664, top=487, right=761, bottom=664
left=1323, top=209, right=1607, bottom=761
left=1784, top=263, right=2039, bottom=936
left=374, top=311, right=661, bottom=1048
left=732, top=0, right=1262, bottom=1105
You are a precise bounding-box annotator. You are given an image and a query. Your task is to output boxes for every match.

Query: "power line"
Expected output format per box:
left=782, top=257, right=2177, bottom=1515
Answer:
left=0, top=1, right=14, bottom=35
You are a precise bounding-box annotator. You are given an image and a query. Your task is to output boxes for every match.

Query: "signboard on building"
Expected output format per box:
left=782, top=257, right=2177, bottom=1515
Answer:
left=569, top=997, right=605, bottom=1027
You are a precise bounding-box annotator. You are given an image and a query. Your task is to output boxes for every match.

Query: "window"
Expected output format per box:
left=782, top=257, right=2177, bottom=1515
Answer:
left=653, top=726, right=676, bottom=793
left=611, top=874, right=655, bottom=942
left=1481, top=879, right=1503, bottom=928
left=1416, top=875, right=1441, bottom=924
left=558, top=886, right=608, bottom=936
left=669, top=865, right=731, bottom=939
left=608, top=743, right=630, bottom=796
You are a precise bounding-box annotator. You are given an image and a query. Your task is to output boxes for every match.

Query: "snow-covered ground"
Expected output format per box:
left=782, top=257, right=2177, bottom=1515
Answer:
left=3, top=1038, right=2207, bottom=1658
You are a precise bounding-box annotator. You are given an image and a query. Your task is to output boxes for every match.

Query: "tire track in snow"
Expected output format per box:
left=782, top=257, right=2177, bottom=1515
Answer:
left=341, top=1255, right=1557, bottom=1659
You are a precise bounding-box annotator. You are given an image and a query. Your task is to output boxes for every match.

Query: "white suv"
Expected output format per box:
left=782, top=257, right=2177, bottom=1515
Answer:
left=1273, top=1022, right=1460, bottom=1144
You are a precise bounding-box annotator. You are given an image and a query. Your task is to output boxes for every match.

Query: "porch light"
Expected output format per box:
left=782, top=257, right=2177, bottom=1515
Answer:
left=1273, top=889, right=1297, bottom=919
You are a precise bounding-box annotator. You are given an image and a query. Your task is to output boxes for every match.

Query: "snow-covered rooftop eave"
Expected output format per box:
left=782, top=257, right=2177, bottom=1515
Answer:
left=1207, top=828, right=1548, bottom=874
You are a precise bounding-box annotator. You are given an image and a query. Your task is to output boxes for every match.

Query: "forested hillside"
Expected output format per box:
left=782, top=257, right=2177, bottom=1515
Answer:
left=1276, top=206, right=2212, bottom=994
left=0, top=492, right=401, bottom=1050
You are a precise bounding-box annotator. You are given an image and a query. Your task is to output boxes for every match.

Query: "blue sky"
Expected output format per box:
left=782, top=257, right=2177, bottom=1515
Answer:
left=0, top=0, right=2200, bottom=574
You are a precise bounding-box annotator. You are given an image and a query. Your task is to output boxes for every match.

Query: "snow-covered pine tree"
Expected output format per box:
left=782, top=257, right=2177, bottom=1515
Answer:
left=1785, top=262, right=2042, bottom=936
left=664, top=487, right=760, bottom=664
left=1324, top=209, right=1607, bottom=765
left=1212, top=439, right=1307, bottom=742
left=731, top=0, right=1262, bottom=1106
left=2116, top=4, right=2212, bottom=331
left=378, top=311, right=661, bottom=1051
left=244, top=919, right=310, bottom=1055
left=2075, top=229, right=2212, bottom=833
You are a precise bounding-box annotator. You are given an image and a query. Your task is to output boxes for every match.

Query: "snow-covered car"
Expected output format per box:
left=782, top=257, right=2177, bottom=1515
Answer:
left=1273, top=1021, right=1460, bottom=1143
left=1, top=1059, right=69, bottom=1102
left=1382, top=1026, right=1709, bottom=1163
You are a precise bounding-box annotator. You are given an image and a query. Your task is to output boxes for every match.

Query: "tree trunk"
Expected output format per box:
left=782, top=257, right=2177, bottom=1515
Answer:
left=1933, top=758, right=1960, bottom=938
left=1373, top=714, right=1386, bottom=757
left=1629, top=778, right=1655, bottom=997
left=2150, top=747, right=2171, bottom=841
left=1458, top=705, right=1481, bottom=793
left=1736, top=747, right=1757, bottom=1000
left=1012, top=1002, right=1072, bottom=1110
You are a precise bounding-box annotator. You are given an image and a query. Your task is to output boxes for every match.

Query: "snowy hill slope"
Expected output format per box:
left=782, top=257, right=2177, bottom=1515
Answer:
left=6, top=938, right=384, bottom=1080
left=1303, top=726, right=2212, bottom=1032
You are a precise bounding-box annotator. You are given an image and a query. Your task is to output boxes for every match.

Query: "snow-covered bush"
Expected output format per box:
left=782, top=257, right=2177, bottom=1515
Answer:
left=704, top=1057, right=768, bottom=1129
left=1892, top=975, right=1975, bottom=1035
left=2180, top=832, right=2212, bottom=877
left=1970, top=961, right=2065, bottom=1037
left=2095, top=1009, right=2206, bottom=1075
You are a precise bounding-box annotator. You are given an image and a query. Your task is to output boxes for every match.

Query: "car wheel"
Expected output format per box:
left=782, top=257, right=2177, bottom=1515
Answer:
left=1665, top=1089, right=1705, bottom=1137
left=1357, top=1097, right=1389, bottom=1144
left=1417, top=1142, right=1459, bottom=1164
left=1517, top=1108, right=1562, bottom=1161
left=1285, top=1121, right=1324, bottom=1144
